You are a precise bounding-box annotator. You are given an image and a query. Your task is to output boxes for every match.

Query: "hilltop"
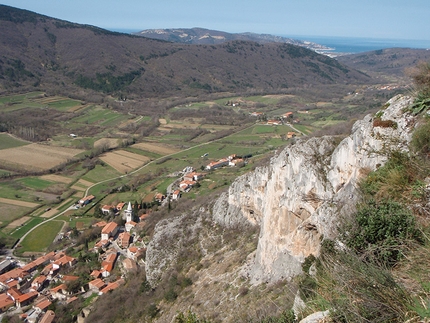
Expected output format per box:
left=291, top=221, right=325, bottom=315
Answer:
left=134, top=27, right=330, bottom=51
left=338, top=47, right=430, bottom=81
left=0, top=5, right=371, bottom=100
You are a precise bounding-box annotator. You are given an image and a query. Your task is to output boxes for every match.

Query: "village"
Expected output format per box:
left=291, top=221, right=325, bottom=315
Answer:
left=0, top=201, right=146, bottom=323
left=0, top=151, right=257, bottom=323
left=0, top=103, right=307, bottom=323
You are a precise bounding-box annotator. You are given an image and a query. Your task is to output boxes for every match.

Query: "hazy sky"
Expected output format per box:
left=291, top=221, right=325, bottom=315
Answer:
left=2, top=0, right=430, bottom=40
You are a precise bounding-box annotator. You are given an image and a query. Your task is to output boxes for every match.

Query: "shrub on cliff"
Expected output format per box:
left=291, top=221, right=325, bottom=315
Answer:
left=343, top=199, right=423, bottom=267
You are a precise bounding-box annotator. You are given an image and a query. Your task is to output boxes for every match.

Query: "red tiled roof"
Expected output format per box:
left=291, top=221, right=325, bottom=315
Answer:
left=7, top=279, right=19, bottom=288
left=128, top=246, right=138, bottom=253
left=39, top=310, right=55, bottom=323
left=101, top=253, right=117, bottom=273
left=93, top=221, right=107, bottom=228
left=7, top=287, right=22, bottom=300
left=21, top=251, right=55, bottom=272
left=16, top=290, right=38, bottom=303
left=34, top=298, right=51, bottom=310
left=100, top=281, right=120, bottom=294
left=90, top=270, right=102, bottom=279
left=50, top=283, right=67, bottom=294
left=0, top=268, right=26, bottom=283
left=0, top=293, right=14, bottom=310
left=53, top=255, right=76, bottom=267
left=89, top=278, right=105, bottom=290
left=32, top=275, right=47, bottom=285
left=102, top=222, right=118, bottom=234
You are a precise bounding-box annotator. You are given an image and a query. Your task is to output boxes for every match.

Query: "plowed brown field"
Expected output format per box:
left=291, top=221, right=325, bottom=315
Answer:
left=0, top=144, right=82, bottom=171
left=132, top=142, right=179, bottom=156
left=99, top=150, right=149, bottom=174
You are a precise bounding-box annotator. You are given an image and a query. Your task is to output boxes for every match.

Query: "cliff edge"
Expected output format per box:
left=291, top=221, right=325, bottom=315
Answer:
left=213, top=94, right=416, bottom=284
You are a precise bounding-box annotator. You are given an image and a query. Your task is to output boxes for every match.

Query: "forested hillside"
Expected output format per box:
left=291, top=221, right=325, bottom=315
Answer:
left=0, top=5, right=370, bottom=100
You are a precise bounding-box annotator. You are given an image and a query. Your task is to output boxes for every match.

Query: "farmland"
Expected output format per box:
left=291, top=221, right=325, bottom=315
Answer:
left=0, top=143, right=83, bottom=172
left=0, top=89, right=384, bottom=253
left=0, top=133, right=29, bottom=150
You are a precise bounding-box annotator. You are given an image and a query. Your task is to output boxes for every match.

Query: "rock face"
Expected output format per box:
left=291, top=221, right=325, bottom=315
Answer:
left=213, top=95, right=416, bottom=284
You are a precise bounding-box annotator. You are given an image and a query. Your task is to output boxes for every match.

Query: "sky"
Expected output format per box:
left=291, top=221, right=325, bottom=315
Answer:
left=2, top=0, right=430, bottom=41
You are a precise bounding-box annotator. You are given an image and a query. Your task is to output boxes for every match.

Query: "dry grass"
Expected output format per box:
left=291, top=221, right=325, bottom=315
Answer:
left=0, top=197, right=40, bottom=208
left=76, top=179, right=94, bottom=187
left=6, top=216, right=31, bottom=229
left=40, top=174, right=73, bottom=184
left=94, top=138, right=120, bottom=149
left=99, top=149, right=149, bottom=173
left=131, top=142, right=179, bottom=155
left=0, top=143, right=82, bottom=171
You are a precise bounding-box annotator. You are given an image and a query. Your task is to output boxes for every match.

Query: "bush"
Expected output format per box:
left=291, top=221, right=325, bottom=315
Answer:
left=411, top=119, right=430, bottom=158
left=372, top=117, right=397, bottom=129
left=318, top=249, right=414, bottom=323
left=410, top=61, right=430, bottom=97
left=360, top=151, right=424, bottom=202
left=175, top=310, right=210, bottom=323
left=343, top=199, right=423, bottom=267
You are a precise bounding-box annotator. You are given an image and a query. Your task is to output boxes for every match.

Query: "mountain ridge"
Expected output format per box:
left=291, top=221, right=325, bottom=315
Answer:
left=134, top=27, right=331, bottom=52
left=0, top=5, right=370, bottom=99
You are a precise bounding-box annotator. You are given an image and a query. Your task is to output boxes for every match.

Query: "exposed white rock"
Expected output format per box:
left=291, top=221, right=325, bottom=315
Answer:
left=213, top=95, right=416, bottom=284
left=299, top=310, right=330, bottom=323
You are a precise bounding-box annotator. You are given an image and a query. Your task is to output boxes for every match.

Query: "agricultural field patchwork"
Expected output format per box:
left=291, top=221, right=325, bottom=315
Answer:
left=33, top=96, right=83, bottom=112
left=0, top=90, right=380, bottom=253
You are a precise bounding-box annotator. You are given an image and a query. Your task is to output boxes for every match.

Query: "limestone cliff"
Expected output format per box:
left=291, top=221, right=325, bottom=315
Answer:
left=213, top=94, right=416, bottom=284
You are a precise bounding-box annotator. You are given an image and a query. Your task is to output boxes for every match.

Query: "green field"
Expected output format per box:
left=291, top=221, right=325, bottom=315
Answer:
left=81, top=164, right=122, bottom=183
left=56, top=214, right=97, bottom=230
left=72, top=106, right=129, bottom=126
left=17, top=220, right=64, bottom=253
left=0, top=182, right=40, bottom=202
left=47, top=98, right=83, bottom=111
left=0, top=133, right=29, bottom=150
left=0, top=92, right=45, bottom=111
left=18, top=177, right=54, bottom=190
left=10, top=217, right=45, bottom=239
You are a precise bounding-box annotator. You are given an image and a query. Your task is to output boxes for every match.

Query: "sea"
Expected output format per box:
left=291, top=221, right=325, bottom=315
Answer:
left=110, top=28, right=430, bottom=55
left=282, top=35, right=430, bottom=54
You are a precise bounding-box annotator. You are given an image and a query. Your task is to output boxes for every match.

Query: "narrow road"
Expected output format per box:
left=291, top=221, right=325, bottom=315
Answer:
left=10, top=122, right=258, bottom=256
left=11, top=204, right=76, bottom=255
left=83, top=122, right=257, bottom=198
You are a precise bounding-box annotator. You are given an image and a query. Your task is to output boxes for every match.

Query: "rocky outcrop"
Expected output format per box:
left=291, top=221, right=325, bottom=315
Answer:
left=213, top=95, right=416, bottom=284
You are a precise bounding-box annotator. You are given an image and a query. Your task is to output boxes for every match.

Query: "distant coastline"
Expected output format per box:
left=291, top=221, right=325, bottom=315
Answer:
left=109, top=28, right=430, bottom=56
left=281, top=35, right=430, bottom=54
